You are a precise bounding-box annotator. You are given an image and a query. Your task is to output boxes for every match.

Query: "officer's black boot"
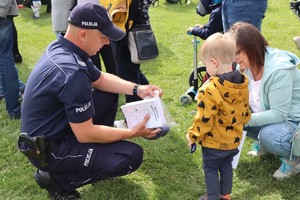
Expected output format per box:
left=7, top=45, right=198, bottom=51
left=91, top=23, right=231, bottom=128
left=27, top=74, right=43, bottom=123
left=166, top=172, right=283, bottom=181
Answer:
left=34, top=170, right=80, bottom=200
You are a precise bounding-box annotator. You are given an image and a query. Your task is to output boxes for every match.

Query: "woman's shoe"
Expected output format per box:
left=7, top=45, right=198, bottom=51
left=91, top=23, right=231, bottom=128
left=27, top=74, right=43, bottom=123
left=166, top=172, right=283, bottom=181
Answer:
left=272, top=158, right=300, bottom=180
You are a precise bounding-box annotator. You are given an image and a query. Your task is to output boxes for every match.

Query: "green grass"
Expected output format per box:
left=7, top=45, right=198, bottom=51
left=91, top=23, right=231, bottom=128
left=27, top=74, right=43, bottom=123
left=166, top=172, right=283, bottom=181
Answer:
left=1, top=0, right=300, bottom=199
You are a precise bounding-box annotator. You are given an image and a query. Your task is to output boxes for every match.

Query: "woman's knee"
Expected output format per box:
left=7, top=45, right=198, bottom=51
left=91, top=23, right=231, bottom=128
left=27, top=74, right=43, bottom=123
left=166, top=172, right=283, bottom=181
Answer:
left=259, top=122, right=295, bottom=142
left=259, top=124, right=284, bottom=146
left=259, top=122, right=295, bottom=157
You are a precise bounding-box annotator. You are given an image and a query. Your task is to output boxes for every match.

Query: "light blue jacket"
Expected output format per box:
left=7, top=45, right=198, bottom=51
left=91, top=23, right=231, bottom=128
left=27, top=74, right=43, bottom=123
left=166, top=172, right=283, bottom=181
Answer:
left=239, top=47, right=300, bottom=127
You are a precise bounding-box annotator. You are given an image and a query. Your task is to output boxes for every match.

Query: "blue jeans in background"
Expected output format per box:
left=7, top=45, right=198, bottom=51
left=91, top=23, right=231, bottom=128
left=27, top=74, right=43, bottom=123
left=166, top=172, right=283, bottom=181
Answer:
left=0, top=76, right=26, bottom=98
left=222, top=0, right=268, bottom=32
left=244, top=121, right=299, bottom=160
left=0, top=17, right=21, bottom=118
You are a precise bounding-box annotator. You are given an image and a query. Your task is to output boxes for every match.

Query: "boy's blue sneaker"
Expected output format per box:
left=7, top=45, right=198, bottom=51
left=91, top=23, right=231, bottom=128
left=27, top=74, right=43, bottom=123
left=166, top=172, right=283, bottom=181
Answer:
left=147, top=125, right=170, bottom=140
left=247, top=141, right=267, bottom=157
left=272, top=158, right=300, bottom=180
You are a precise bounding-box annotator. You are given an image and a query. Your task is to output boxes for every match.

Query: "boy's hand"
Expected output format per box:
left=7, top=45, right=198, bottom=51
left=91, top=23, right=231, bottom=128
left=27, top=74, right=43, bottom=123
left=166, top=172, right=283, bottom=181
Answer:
left=186, top=133, right=196, bottom=153
left=186, top=133, right=193, bottom=146
left=186, top=27, right=193, bottom=35
left=195, top=24, right=204, bottom=29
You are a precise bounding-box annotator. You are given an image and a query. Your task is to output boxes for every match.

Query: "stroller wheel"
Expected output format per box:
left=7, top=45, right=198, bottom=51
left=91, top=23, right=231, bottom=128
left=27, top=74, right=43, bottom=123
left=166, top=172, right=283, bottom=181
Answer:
left=189, top=66, right=208, bottom=88
left=180, top=94, right=193, bottom=105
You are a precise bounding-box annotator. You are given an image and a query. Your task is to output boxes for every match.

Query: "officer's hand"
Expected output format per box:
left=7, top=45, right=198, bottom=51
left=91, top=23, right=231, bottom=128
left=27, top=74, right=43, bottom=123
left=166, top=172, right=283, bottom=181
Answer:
left=137, top=85, right=163, bottom=99
left=132, top=114, right=160, bottom=139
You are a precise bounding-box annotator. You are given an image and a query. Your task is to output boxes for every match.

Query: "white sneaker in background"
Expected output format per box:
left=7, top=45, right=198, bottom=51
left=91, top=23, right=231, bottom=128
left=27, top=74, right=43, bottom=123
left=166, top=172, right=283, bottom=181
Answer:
left=293, top=36, right=300, bottom=50
left=114, top=120, right=128, bottom=129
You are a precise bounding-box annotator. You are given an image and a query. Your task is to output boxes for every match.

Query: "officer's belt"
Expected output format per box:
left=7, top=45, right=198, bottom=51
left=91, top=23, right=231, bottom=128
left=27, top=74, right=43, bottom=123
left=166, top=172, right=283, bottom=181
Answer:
left=47, top=139, right=60, bottom=151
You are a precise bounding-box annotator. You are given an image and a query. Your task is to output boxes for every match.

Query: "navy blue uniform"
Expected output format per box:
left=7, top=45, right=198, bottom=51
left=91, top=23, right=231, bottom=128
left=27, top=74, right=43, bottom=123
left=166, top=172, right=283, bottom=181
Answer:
left=21, top=34, right=143, bottom=192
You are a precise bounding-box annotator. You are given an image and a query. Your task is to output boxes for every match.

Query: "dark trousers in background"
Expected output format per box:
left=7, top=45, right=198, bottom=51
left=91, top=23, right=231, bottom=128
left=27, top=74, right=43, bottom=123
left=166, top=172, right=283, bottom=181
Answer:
left=112, top=37, right=149, bottom=103
left=92, top=89, right=118, bottom=126
left=90, top=44, right=118, bottom=75
left=202, top=147, right=239, bottom=200
left=12, top=19, right=20, bottom=58
left=244, top=126, right=261, bottom=139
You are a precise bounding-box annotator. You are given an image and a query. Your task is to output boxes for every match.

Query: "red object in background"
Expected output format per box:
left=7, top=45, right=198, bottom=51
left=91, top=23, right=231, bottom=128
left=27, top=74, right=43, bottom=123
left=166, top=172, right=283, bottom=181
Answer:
left=18, top=4, right=25, bottom=8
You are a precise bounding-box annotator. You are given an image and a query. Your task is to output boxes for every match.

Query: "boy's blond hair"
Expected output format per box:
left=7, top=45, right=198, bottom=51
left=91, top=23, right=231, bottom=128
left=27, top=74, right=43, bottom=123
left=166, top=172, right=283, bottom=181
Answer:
left=200, top=32, right=236, bottom=66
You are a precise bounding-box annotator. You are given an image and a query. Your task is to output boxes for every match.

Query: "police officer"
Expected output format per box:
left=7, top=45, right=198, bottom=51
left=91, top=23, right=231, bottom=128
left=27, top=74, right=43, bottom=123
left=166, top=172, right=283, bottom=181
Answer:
left=19, top=3, right=163, bottom=199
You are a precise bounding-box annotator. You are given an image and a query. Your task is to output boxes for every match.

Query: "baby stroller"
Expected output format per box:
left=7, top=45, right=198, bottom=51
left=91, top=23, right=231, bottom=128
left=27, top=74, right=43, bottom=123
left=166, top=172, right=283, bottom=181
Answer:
left=180, top=35, right=209, bottom=105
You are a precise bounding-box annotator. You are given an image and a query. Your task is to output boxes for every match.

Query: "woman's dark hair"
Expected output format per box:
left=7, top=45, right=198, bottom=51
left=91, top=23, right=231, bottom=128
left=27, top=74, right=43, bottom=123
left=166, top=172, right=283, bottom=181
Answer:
left=228, top=22, right=269, bottom=73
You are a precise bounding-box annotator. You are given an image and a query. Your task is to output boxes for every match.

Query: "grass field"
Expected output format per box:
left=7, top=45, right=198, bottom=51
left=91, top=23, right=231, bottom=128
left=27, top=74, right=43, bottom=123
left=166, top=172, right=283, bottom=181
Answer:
left=1, top=0, right=300, bottom=199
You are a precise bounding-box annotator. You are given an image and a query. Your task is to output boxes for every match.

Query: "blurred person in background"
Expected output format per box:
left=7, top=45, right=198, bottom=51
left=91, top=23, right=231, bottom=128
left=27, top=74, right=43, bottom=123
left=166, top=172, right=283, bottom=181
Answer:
left=0, top=0, right=22, bottom=119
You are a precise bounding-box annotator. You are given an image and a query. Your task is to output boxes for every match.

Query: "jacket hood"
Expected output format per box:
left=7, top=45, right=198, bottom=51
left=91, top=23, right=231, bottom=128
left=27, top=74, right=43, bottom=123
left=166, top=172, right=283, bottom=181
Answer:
left=211, top=70, right=249, bottom=104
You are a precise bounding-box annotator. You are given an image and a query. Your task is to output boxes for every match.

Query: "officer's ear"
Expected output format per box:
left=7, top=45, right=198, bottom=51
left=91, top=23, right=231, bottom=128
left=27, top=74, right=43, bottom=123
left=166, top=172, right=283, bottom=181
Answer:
left=78, top=29, right=87, bottom=42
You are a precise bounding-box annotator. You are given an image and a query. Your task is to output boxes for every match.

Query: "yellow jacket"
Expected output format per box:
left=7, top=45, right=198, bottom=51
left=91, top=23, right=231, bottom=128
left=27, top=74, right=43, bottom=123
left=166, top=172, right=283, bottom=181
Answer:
left=187, top=71, right=251, bottom=150
left=99, top=0, right=133, bottom=31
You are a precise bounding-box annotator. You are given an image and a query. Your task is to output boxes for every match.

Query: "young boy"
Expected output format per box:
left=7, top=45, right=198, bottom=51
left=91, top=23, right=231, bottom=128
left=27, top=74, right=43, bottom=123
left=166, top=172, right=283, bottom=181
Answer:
left=186, top=32, right=251, bottom=200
